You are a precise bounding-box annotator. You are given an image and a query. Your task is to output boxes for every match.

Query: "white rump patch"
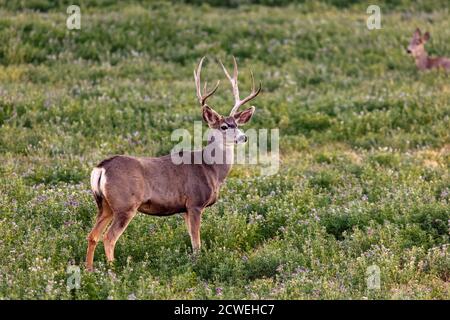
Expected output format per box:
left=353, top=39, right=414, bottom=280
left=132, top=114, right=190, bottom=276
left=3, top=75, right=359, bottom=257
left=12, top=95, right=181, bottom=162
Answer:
left=90, top=167, right=106, bottom=196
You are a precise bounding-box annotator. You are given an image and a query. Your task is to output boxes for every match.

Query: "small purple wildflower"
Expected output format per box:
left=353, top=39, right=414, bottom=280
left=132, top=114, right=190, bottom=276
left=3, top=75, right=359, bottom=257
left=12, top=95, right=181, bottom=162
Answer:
left=65, top=198, right=79, bottom=208
left=34, top=195, right=48, bottom=204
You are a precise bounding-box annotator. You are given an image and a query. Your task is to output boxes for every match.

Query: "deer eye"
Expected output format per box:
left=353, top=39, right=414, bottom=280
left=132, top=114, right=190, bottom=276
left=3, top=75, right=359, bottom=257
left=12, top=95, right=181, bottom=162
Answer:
left=220, top=125, right=228, bottom=131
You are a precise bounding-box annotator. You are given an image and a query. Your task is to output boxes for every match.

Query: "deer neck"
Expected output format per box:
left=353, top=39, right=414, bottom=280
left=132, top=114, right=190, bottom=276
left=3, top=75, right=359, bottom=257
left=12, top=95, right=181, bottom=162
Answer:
left=203, top=138, right=234, bottom=182
left=414, top=48, right=429, bottom=70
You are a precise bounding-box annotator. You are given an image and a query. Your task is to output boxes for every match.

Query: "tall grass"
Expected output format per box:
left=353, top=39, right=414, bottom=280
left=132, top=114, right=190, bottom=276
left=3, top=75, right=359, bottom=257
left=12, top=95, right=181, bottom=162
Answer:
left=0, top=1, right=448, bottom=299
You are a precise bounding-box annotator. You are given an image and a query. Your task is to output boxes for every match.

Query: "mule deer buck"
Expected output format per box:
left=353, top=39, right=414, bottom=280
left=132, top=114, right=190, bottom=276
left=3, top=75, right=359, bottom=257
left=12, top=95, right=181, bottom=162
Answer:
left=86, top=57, right=261, bottom=271
left=407, top=28, right=450, bottom=71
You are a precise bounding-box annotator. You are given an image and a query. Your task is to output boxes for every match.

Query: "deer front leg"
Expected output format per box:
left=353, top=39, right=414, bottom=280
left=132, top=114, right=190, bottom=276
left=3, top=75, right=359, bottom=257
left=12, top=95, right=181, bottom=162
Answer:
left=183, top=213, right=191, bottom=236
left=186, top=208, right=202, bottom=254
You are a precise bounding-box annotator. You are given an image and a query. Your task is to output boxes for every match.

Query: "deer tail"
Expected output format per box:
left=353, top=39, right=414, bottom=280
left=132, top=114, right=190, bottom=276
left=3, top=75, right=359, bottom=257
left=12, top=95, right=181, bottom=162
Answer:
left=90, top=167, right=106, bottom=211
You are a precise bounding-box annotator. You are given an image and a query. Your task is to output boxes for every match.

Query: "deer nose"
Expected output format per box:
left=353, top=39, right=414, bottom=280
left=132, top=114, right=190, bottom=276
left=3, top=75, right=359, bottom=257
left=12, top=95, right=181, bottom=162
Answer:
left=406, top=49, right=411, bottom=54
left=236, top=135, right=248, bottom=144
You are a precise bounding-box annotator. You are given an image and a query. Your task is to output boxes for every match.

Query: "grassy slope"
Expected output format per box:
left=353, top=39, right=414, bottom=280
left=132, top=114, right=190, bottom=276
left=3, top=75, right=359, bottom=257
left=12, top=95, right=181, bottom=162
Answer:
left=0, top=2, right=449, bottom=299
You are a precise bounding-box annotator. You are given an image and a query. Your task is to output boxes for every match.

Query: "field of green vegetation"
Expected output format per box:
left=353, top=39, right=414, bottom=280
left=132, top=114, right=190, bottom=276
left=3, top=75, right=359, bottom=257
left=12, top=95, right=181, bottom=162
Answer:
left=0, top=0, right=449, bottom=299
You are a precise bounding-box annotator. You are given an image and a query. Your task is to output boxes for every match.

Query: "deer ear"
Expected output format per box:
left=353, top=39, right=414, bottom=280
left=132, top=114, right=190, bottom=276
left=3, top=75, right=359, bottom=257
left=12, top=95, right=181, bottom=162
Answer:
left=202, top=106, right=221, bottom=126
left=423, top=32, right=430, bottom=42
left=413, top=28, right=422, bottom=40
left=233, top=106, right=255, bottom=125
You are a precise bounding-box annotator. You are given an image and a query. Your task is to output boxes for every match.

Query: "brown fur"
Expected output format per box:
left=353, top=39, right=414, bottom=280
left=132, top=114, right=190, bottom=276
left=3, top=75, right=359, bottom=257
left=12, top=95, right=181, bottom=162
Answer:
left=407, top=28, right=450, bottom=71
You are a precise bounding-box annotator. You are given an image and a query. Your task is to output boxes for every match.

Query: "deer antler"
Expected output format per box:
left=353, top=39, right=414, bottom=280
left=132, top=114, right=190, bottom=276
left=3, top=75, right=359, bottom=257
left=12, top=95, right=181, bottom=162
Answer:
left=194, top=57, right=220, bottom=107
left=219, top=56, right=261, bottom=115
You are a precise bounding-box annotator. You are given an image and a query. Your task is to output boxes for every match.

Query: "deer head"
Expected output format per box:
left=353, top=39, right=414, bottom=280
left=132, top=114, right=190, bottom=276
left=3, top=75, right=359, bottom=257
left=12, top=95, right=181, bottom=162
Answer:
left=194, top=56, right=261, bottom=145
left=407, top=28, right=430, bottom=58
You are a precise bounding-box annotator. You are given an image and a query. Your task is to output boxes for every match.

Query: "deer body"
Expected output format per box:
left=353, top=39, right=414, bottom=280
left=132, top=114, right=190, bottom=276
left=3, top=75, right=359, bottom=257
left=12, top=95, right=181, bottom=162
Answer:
left=86, top=57, right=260, bottom=271
left=414, top=54, right=450, bottom=71
left=407, top=28, right=450, bottom=71
left=90, top=148, right=232, bottom=217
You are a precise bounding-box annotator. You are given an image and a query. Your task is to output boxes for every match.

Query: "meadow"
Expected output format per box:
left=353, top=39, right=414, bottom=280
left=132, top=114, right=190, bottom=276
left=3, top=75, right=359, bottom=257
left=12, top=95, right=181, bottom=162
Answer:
left=0, top=0, right=449, bottom=299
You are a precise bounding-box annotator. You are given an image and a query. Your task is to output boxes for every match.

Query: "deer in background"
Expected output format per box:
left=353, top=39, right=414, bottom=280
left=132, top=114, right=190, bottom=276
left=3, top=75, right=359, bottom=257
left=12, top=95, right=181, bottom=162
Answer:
left=86, top=57, right=261, bottom=271
left=407, top=28, right=450, bottom=71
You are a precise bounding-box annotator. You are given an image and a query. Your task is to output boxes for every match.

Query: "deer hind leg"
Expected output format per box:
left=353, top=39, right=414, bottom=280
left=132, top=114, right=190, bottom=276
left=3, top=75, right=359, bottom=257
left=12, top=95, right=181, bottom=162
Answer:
left=103, top=209, right=137, bottom=264
left=86, top=199, right=113, bottom=271
left=186, top=207, right=203, bottom=254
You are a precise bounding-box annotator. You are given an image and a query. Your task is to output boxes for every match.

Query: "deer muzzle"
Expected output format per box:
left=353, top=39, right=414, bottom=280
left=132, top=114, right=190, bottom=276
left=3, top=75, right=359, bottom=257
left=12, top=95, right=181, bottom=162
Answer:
left=234, top=128, right=248, bottom=144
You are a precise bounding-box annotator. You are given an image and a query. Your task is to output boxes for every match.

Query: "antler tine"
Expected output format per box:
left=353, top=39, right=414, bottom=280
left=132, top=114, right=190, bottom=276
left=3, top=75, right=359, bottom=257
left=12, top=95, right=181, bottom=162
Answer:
left=194, top=57, right=204, bottom=104
left=235, top=71, right=262, bottom=110
left=194, top=56, right=219, bottom=106
left=203, top=81, right=220, bottom=105
left=232, top=56, right=239, bottom=95
left=220, top=56, right=261, bottom=115
left=219, top=57, right=240, bottom=109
